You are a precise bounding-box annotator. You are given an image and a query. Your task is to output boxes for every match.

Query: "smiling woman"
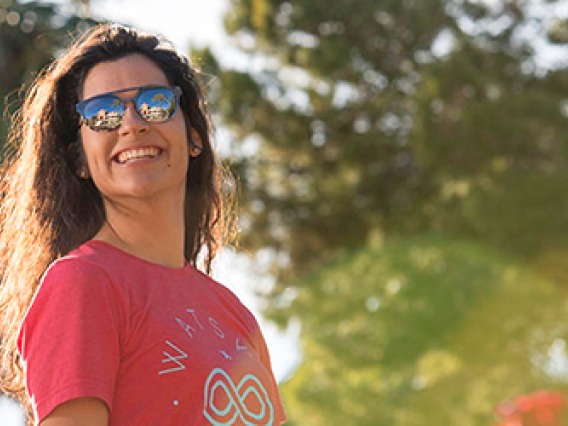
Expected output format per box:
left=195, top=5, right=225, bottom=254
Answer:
left=0, top=24, right=286, bottom=426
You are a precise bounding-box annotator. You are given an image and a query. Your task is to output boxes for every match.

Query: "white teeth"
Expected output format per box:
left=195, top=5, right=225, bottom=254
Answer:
left=116, top=147, right=160, bottom=164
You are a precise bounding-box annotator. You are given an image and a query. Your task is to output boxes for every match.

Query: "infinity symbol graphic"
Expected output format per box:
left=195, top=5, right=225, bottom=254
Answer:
left=203, top=367, right=274, bottom=425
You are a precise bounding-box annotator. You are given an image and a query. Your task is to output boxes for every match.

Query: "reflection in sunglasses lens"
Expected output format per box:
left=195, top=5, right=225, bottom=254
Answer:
left=77, top=87, right=180, bottom=131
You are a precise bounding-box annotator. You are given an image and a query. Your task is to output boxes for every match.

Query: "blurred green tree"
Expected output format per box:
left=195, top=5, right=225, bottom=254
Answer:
left=215, top=0, right=449, bottom=279
left=412, top=18, right=568, bottom=264
left=213, top=0, right=568, bottom=281
left=0, top=0, right=95, bottom=149
left=282, top=234, right=568, bottom=425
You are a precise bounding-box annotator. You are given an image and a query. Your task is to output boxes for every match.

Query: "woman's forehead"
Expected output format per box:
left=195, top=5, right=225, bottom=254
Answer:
left=82, top=54, right=169, bottom=99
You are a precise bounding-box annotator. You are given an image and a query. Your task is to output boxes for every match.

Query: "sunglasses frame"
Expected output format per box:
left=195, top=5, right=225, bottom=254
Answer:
left=76, top=85, right=182, bottom=131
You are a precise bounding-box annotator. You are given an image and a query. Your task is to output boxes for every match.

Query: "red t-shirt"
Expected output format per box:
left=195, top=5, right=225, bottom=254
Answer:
left=18, top=241, right=286, bottom=425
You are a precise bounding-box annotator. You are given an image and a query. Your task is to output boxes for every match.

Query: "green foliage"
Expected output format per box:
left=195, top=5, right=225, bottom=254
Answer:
left=216, top=0, right=451, bottom=277
left=433, top=169, right=568, bottom=258
left=282, top=235, right=568, bottom=425
left=0, top=0, right=96, bottom=148
left=214, top=0, right=568, bottom=283
left=413, top=50, right=568, bottom=258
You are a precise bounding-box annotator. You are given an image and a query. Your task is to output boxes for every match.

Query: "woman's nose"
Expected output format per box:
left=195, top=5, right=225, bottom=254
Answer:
left=118, top=101, right=149, bottom=136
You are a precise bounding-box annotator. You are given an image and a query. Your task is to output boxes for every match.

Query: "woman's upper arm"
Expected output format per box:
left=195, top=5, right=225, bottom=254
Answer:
left=40, top=397, right=109, bottom=426
left=18, top=259, right=122, bottom=423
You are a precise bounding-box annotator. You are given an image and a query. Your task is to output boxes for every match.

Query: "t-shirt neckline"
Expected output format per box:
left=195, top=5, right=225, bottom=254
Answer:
left=85, top=239, right=193, bottom=274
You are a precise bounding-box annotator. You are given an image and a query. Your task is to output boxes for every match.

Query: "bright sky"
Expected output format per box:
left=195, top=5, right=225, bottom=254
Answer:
left=90, top=0, right=230, bottom=53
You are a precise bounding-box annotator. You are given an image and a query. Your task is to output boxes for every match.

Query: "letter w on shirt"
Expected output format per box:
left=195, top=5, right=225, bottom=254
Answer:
left=159, top=340, right=188, bottom=375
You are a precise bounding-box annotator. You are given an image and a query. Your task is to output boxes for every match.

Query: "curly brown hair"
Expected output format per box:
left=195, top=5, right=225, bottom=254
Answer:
left=0, top=23, right=236, bottom=417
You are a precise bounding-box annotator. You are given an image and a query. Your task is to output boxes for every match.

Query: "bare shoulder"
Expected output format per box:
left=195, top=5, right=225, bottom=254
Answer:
left=41, top=398, right=109, bottom=426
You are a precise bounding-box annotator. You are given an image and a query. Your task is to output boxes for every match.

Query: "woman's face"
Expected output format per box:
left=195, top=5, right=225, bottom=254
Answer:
left=79, top=53, right=198, bottom=205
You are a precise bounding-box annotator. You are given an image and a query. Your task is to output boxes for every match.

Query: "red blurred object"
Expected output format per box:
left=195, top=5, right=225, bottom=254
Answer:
left=495, top=390, right=566, bottom=426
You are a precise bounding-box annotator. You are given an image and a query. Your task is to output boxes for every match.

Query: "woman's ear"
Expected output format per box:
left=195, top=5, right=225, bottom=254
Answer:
left=189, top=127, right=203, bottom=157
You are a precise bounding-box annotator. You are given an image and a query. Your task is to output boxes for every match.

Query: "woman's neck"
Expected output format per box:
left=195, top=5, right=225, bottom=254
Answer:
left=94, top=196, right=186, bottom=268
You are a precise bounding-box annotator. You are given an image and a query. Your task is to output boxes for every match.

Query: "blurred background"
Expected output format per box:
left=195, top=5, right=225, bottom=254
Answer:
left=2, top=0, right=568, bottom=425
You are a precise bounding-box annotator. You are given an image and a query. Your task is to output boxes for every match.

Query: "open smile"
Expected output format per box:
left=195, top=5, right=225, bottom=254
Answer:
left=114, top=147, right=163, bottom=164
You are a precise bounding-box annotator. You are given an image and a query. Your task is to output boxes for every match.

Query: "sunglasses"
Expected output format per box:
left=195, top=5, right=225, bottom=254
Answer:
left=76, top=85, right=182, bottom=131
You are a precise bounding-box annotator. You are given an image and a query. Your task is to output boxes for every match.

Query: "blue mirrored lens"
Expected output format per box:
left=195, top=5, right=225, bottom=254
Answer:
left=136, top=88, right=177, bottom=122
left=77, top=86, right=179, bottom=131
left=80, top=95, right=124, bottom=130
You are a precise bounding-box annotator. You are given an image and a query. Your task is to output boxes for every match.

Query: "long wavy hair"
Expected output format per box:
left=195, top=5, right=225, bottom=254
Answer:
left=0, top=23, right=236, bottom=415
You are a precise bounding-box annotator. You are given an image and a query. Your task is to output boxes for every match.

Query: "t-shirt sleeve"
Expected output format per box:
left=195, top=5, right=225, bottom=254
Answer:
left=17, top=258, right=124, bottom=422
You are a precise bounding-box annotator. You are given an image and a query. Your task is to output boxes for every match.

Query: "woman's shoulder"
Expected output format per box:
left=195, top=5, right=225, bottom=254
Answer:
left=46, top=241, right=115, bottom=280
left=39, top=240, right=132, bottom=301
left=22, top=242, right=129, bottom=339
